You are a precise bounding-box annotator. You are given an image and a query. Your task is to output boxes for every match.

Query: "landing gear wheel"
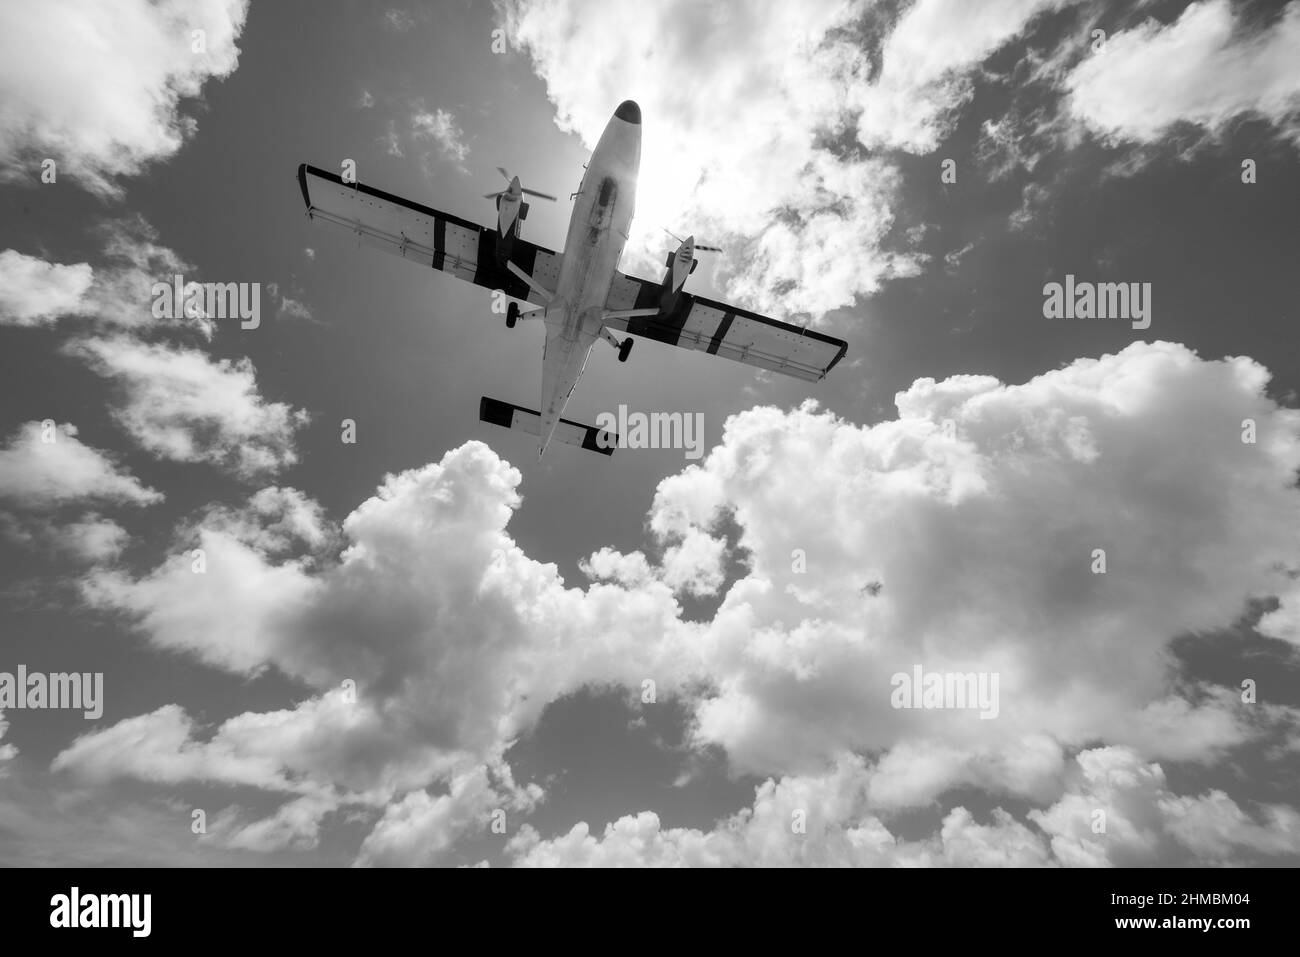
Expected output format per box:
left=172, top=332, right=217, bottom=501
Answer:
left=506, top=302, right=519, bottom=329
left=618, top=338, right=633, bottom=363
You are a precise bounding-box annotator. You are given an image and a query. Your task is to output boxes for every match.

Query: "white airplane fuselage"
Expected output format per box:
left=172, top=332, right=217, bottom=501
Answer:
left=536, top=100, right=642, bottom=456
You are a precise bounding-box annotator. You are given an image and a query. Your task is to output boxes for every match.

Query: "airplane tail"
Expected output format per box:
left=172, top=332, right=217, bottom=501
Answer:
left=478, top=397, right=618, bottom=457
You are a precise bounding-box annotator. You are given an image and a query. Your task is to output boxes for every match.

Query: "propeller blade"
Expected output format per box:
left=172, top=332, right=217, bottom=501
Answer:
left=497, top=166, right=511, bottom=181
left=521, top=188, right=557, bottom=201
left=483, top=191, right=506, bottom=199
left=662, top=228, right=720, bottom=252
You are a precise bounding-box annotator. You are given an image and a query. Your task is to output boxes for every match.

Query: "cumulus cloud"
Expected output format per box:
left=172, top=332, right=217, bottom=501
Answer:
left=500, top=0, right=1104, bottom=317
left=648, top=342, right=1300, bottom=777
left=1065, top=1, right=1300, bottom=149
left=850, top=0, right=1071, bottom=153
left=379, top=122, right=404, bottom=158
left=63, top=343, right=1300, bottom=865
left=266, top=281, right=313, bottom=322
left=501, top=0, right=920, bottom=318
left=1258, top=579, right=1300, bottom=646
left=1, top=220, right=221, bottom=337
left=198, top=486, right=330, bottom=555
left=411, top=106, right=470, bottom=169
left=82, top=521, right=322, bottom=676
left=53, top=691, right=452, bottom=798
left=89, top=216, right=218, bottom=338
left=510, top=745, right=1300, bottom=866
left=0, top=712, right=17, bottom=772
left=0, top=251, right=93, bottom=327
left=1030, top=746, right=1300, bottom=866
left=72, top=444, right=696, bottom=855
left=54, top=516, right=131, bottom=562
left=205, top=794, right=339, bottom=853
left=66, top=336, right=309, bottom=479
left=506, top=756, right=1050, bottom=867
left=581, top=531, right=726, bottom=598
left=659, top=527, right=728, bottom=597
left=84, top=442, right=695, bottom=716
left=1, top=222, right=307, bottom=481
left=354, top=766, right=502, bottom=867
left=0, top=421, right=161, bottom=509
left=1, top=513, right=131, bottom=563
left=0, top=0, right=250, bottom=197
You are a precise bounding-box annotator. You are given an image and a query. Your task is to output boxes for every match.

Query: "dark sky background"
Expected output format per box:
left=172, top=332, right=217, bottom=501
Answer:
left=1, top=0, right=1298, bottom=866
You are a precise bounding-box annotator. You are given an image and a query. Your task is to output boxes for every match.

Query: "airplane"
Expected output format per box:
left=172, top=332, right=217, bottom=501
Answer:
left=295, top=100, right=847, bottom=459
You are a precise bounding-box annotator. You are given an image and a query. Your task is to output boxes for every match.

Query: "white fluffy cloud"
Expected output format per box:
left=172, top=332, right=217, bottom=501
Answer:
left=355, top=767, right=503, bottom=867
left=1, top=512, right=130, bottom=563
left=90, top=217, right=218, bottom=338
left=0, top=0, right=250, bottom=197
left=0, top=221, right=315, bottom=580
left=1032, top=746, right=1300, bottom=866
left=502, top=0, right=918, bottom=318
left=500, top=0, right=1098, bottom=317
left=46, top=515, right=131, bottom=562
left=510, top=745, right=1300, bottom=866
left=71, top=443, right=699, bottom=857
left=1, top=219, right=227, bottom=338
left=67, top=336, right=309, bottom=479
left=411, top=106, right=470, bottom=168
left=648, top=342, right=1300, bottom=777
left=83, top=442, right=696, bottom=716
left=53, top=691, right=452, bottom=797
left=0, top=251, right=93, bottom=327
left=1066, top=1, right=1300, bottom=148
left=63, top=343, right=1300, bottom=865
left=0, top=421, right=160, bottom=509
left=3, top=223, right=308, bottom=479
left=0, top=712, right=17, bottom=772
left=851, top=0, right=1070, bottom=153
left=1258, top=579, right=1300, bottom=646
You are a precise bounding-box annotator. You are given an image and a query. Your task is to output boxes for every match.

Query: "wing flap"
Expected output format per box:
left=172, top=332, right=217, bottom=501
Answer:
left=603, top=272, right=846, bottom=382
left=297, top=164, right=559, bottom=306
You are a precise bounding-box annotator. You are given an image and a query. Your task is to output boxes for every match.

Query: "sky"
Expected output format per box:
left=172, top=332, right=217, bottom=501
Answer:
left=0, top=0, right=1298, bottom=866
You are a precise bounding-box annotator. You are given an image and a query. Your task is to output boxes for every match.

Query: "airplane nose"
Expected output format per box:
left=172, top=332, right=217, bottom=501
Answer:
left=614, top=99, right=640, bottom=125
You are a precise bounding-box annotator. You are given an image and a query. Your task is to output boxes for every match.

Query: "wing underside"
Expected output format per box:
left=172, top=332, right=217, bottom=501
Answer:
left=297, top=163, right=846, bottom=381
left=603, top=272, right=846, bottom=382
left=296, top=163, right=560, bottom=307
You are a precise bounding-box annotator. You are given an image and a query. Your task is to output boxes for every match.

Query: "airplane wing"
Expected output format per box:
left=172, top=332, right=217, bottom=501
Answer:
left=602, top=271, right=847, bottom=382
left=296, top=163, right=560, bottom=307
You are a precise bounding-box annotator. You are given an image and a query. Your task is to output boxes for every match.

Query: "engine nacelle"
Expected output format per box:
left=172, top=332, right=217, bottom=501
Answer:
left=488, top=169, right=556, bottom=238
left=666, top=236, right=698, bottom=292
left=495, top=189, right=523, bottom=236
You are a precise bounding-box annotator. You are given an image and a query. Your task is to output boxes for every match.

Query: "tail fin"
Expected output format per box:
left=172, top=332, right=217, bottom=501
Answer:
left=479, top=397, right=618, bottom=457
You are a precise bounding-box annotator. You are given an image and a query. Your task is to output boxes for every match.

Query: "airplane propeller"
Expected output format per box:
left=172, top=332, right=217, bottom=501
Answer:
left=663, top=227, right=722, bottom=253
left=484, top=167, right=557, bottom=202
left=663, top=229, right=722, bottom=292
left=485, top=168, right=557, bottom=235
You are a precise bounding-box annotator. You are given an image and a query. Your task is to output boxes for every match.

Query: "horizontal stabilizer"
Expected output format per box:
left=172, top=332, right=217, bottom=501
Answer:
left=479, top=397, right=618, bottom=456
